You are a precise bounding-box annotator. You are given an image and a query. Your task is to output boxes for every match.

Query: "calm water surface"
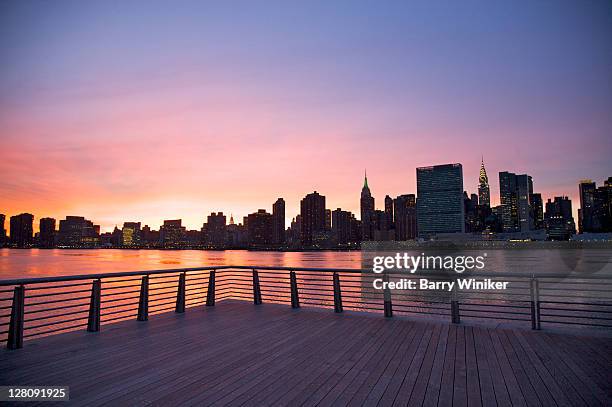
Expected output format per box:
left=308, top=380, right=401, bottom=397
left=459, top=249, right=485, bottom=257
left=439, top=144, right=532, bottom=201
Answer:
left=0, top=249, right=363, bottom=279
left=1, top=248, right=611, bottom=279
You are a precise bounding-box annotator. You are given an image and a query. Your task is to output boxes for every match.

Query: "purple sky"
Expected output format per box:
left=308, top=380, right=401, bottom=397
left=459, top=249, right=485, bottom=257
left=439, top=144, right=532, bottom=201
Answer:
left=1, top=0, right=611, bottom=231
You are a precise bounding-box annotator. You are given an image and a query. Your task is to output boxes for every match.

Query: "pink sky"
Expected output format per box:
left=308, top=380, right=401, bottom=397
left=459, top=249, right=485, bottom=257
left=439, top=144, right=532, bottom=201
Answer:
left=1, top=1, right=611, bottom=232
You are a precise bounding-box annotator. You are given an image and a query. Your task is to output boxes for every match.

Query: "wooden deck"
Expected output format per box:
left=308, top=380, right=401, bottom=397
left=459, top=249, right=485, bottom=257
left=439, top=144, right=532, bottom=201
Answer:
left=2, top=301, right=611, bottom=406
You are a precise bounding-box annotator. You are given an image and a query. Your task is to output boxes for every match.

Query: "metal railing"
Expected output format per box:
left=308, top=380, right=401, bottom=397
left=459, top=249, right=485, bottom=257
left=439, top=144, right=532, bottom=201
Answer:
left=0, top=266, right=610, bottom=349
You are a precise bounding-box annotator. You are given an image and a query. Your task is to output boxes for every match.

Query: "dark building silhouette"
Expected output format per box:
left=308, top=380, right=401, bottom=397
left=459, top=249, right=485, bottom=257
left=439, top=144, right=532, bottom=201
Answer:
left=227, top=215, right=247, bottom=248
left=384, top=195, right=394, bottom=231
left=579, top=180, right=596, bottom=233
left=416, top=164, right=464, bottom=238
left=593, top=177, right=612, bottom=232
left=272, top=198, right=286, bottom=246
left=531, top=193, right=544, bottom=230
left=141, top=225, right=160, bottom=246
left=579, top=178, right=612, bottom=233
left=360, top=172, right=375, bottom=241
left=394, top=194, right=417, bottom=240
left=331, top=209, right=352, bottom=246
left=0, top=214, right=6, bottom=247
left=499, top=171, right=535, bottom=232
left=122, top=222, right=141, bottom=247
left=545, top=196, right=576, bottom=240
left=325, top=209, right=332, bottom=231
left=247, top=209, right=274, bottom=248
left=300, top=191, right=326, bottom=247
left=478, top=158, right=491, bottom=207
left=464, top=192, right=479, bottom=233
left=39, top=217, right=56, bottom=248
left=57, top=216, right=99, bottom=248
left=160, top=219, right=185, bottom=248
left=202, top=212, right=227, bottom=248
left=10, top=213, right=34, bottom=248
left=516, top=174, right=534, bottom=232
left=287, top=215, right=303, bottom=247
left=110, top=226, right=122, bottom=246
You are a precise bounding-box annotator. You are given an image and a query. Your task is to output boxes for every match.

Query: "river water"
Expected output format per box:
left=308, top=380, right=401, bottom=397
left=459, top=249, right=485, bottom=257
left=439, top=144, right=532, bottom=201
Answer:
left=0, top=248, right=611, bottom=338
left=2, top=247, right=612, bottom=279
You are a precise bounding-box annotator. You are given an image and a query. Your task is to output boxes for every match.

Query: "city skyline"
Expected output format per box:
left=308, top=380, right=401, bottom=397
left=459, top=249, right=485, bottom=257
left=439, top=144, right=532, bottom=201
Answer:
left=1, top=161, right=610, bottom=234
left=1, top=1, right=611, bottom=232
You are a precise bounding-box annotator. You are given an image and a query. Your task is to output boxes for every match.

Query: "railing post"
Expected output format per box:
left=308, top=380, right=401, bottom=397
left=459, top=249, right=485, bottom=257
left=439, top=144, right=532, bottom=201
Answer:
left=137, top=275, right=149, bottom=321
left=175, top=272, right=186, bottom=313
left=252, top=269, right=262, bottom=305
left=333, top=272, right=343, bottom=313
left=383, top=273, right=393, bottom=318
left=290, top=271, right=300, bottom=308
left=451, top=281, right=460, bottom=324
left=206, top=270, right=215, bottom=306
left=87, top=279, right=101, bottom=332
left=530, top=278, right=541, bottom=330
left=7, top=285, right=25, bottom=350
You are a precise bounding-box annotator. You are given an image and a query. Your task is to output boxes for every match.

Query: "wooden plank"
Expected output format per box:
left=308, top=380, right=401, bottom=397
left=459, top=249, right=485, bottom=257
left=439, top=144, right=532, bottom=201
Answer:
left=359, top=319, right=422, bottom=406
left=405, top=323, right=444, bottom=407
left=453, top=325, right=468, bottom=407
left=316, top=319, right=404, bottom=406
left=1, top=300, right=611, bottom=407
left=473, top=326, right=500, bottom=407
left=496, top=329, right=542, bottom=407
left=489, top=329, right=527, bottom=407
left=254, top=317, right=385, bottom=406
left=521, top=330, right=610, bottom=406
left=421, top=324, right=450, bottom=407
left=391, top=323, right=436, bottom=406
left=436, top=324, right=456, bottom=407
left=464, top=326, right=482, bottom=407
left=218, top=314, right=376, bottom=406
left=368, top=322, right=428, bottom=406
left=547, top=332, right=612, bottom=393
left=281, top=317, right=392, bottom=406
left=508, top=329, right=578, bottom=407
left=341, top=320, right=413, bottom=406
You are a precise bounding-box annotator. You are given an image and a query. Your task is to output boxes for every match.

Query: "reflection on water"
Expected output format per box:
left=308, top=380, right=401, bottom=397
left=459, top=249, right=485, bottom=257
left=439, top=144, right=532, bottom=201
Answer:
left=0, top=249, right=363, bottom=279
left=2, top=247, right=611, bottom=280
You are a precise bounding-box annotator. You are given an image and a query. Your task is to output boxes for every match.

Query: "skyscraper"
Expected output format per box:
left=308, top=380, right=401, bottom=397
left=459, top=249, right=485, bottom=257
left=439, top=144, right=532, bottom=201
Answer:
left=384, top=195, right=394, bottom=231
left=122, top=222, right=141, bottom=247
left=530, top=193, right=544, bottom=230
left=416, top=164, right=465, bottom=238
left=160, top=219, right=185, bottom=248
left=499, top=171, right=519, bottom=232
left=331, top=208, right=352, bottom=246
left=202, top=212, right=227, bottom=248
left=499, top=171, right=536, bottom=233
left=579, top=177, right=612, bottom=233
left=272, top=198, right=286, bottom=245
left=545, top=196, right=576, bottom=240
left=394, top=194, right=417, bottom=240
left=478, top=157, right=491, bottom=207
left=300, top=191, right=326, bottom=246
left=247, top=209, right=274, bottom=248
left=39, top=217, right=56, bottom=248
left=360, top=172, right=375, bottom=241
left=57, top=216, right=99, bottom=248
left=516, top=174, right=534, bottom=232
left=10, top=213, right=34, bottom=248
left=578, top=180, right=596, bottom=233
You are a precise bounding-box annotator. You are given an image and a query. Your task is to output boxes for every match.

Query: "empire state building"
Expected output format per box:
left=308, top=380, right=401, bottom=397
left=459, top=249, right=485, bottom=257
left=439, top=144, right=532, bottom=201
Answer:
left=478, top=157, right=491, bottom=207
left=360, top=171, right=375, bottom=241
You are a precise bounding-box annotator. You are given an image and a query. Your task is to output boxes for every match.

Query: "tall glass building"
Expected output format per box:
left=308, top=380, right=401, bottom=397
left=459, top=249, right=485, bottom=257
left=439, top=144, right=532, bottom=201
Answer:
left=416, top=163, right=465, bottom=238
